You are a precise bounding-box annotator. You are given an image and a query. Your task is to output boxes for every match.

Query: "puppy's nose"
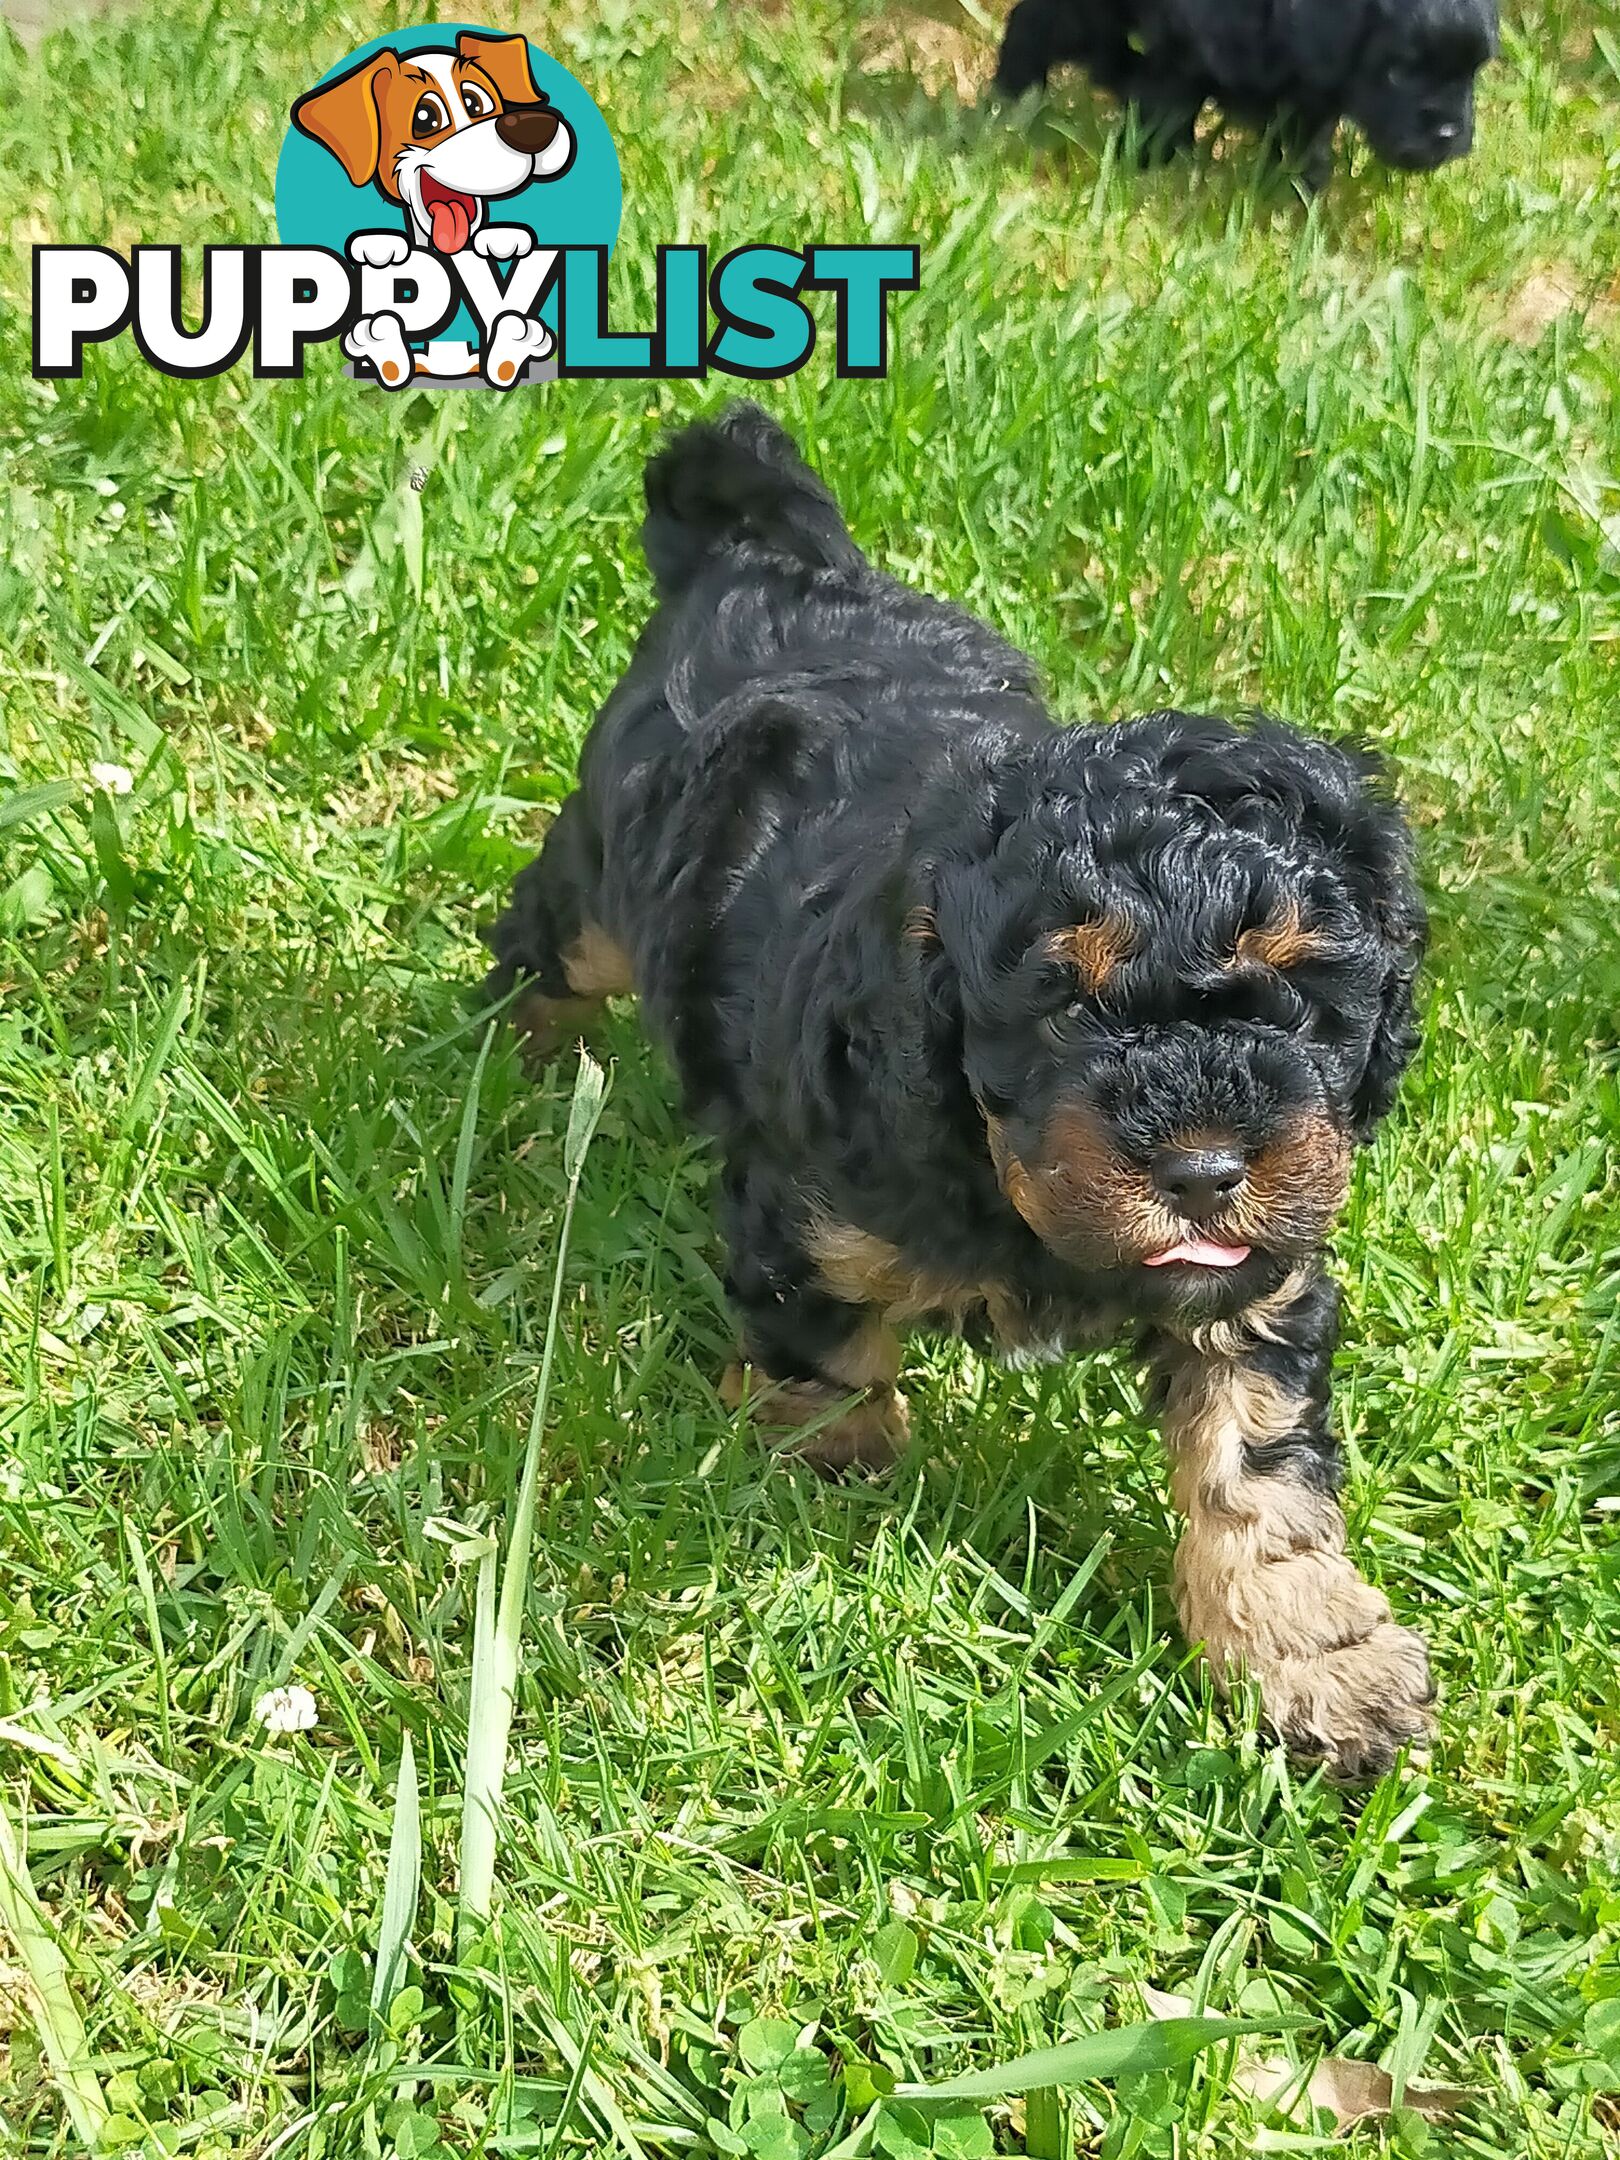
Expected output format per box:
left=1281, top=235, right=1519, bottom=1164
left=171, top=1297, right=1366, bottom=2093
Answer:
left=495, top=103, right=562, bottom=154
left=1151, top=1144, right=1248, bottom=1218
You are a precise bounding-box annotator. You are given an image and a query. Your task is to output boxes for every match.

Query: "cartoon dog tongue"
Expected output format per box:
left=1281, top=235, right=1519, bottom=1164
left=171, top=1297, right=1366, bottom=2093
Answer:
left=427, top=191, right=473, bottom=254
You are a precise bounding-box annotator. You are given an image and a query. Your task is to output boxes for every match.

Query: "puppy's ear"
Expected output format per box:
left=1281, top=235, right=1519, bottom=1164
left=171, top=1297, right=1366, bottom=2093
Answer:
left=1343, top=789, right=1426, bottom=1139
left=1286, top=0, right=1377, bottom=96
left=898, top=879, right=960, bottom=1031
left=291, top=53, right=399, bottom=187
left=1157, top=716, right=1425, bottom=1137
left=1252, top=725, right=1426, bottom=1138
left=457, top=30, right=543, bottom=106
left=893, top=870, right=990, bottom=1130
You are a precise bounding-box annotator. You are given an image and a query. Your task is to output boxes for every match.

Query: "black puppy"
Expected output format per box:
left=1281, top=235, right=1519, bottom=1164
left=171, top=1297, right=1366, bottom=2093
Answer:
left=992, top=0, right=1497, bottom=183
left=487, top=404, right=1433, bottom=1777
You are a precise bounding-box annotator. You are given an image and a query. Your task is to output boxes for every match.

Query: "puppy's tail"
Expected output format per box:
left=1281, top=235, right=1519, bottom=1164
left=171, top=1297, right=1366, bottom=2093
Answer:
left=641, top=401, right=862, bottom=600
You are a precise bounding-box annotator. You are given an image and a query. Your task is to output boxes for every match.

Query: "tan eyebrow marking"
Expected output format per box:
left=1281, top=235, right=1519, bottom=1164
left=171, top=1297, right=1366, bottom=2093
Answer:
left=1046, top=915, right=1135, bottom=992
left=1231, top=903, right=1331, bottom=972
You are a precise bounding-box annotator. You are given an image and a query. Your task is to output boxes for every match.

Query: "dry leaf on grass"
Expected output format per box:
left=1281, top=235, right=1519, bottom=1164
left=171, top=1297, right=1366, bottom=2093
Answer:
left=1243, top=2050, right=1472, bottom=2127
left=1496, top=267, right=1581, bottom=345
left=890, top=0, right=998, bottom=30
left=1140, top=1987, right=1472, bottom=2131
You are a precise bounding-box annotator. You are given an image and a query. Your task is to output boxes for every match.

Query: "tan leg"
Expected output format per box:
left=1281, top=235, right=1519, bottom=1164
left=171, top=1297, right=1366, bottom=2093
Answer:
left=510, top=924, right=633, bottom=1064
left=1152, top=1280, right=1434, bottom=1778
left=721, top=1318, right=909, bottom=1474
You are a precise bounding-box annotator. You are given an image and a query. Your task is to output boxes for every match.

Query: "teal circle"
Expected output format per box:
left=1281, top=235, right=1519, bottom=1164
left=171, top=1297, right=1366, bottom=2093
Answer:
left=274, top=23, right=619, bottom=344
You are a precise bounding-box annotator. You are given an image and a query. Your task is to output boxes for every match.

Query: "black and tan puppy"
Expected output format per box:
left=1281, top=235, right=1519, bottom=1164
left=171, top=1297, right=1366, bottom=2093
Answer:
left=487, top=404, right=1433, bottom=1777
left=992, top=0, right=1497, bottom=185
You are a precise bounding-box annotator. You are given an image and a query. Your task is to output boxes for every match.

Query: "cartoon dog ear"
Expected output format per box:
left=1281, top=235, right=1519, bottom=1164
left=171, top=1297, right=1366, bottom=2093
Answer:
left=291, top=52, right=399, bottom=187
left=456, top=30, right=543, bottom=107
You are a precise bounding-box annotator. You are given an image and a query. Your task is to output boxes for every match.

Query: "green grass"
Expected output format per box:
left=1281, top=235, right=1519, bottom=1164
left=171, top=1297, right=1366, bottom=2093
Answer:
left=2, top=0, right=1619, bottom=2152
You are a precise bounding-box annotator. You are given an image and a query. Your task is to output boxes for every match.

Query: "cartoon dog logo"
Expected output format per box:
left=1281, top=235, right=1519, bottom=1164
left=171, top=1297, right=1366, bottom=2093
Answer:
left=291, top=30, right=575, bottom=388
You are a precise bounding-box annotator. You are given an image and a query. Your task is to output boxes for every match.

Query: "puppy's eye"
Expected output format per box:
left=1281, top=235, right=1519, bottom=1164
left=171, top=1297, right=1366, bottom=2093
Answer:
left=412, top=93, right=451, bottom=137
left=460, top=83, right=494, bottom=119
left=1302, top=999, right=1351, bottom=1045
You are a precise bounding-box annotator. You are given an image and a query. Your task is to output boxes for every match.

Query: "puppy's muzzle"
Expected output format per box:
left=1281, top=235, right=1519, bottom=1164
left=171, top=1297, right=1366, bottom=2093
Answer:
left=1150, top=1143, right=1247, bottom=1220
left=988, top=1101, right=1352, bottom=1271
left=496, top=103, right=563, bottom=155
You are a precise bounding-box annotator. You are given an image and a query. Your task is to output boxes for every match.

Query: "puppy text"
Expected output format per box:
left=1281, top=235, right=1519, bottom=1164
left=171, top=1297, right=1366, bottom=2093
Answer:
left=32, top=242, right=921, bottom=384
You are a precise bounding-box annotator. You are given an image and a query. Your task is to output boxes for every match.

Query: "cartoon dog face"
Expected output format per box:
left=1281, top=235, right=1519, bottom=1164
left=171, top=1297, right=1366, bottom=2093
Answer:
left=292, top=31, right=575, bottom=253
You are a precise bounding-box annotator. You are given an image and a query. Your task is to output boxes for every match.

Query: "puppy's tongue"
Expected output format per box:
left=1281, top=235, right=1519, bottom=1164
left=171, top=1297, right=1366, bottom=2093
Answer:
left=1144, top=1238, right=1251, bottom=1268
left=428, top=194, right=472, bottom=254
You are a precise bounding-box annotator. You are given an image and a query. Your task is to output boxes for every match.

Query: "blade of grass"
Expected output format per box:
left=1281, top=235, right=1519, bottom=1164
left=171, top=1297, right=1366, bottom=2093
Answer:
left=124, top=1524, right=174, bottom=1763
left=448, top=1021, right=496, bottom=1291
left=0, top=1784, right=108, bottom=2148
left=457, top=1050, right=609, bottom=1952
left=891, top=2016, right=1306, bottom=2099
left=0, top=777, right=77, bottom=833
left=457, top=1532, right=502, bottom=1951
left=371, top=1730, right=422, bottom=2024
left=1022, top=2084, right=1065, bottom=2158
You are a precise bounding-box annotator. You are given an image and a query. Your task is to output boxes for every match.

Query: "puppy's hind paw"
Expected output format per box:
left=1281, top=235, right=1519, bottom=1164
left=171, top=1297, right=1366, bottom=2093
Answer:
left=1261, top=1622, right=1437, bottom=1782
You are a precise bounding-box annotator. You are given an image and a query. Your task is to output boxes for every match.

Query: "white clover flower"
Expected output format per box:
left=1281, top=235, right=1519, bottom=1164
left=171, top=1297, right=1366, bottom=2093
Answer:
left=89, top=762, right=134, bottom=796
left=253, top=1684, right=318, bottom=1735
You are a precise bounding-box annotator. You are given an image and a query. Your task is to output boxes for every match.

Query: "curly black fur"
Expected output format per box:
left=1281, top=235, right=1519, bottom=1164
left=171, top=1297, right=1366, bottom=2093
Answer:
left=492, top=403, right=1416, bottom=1356
left=485, top=405, right=1433, bottom=1769
left=488, top=401, right=1423, bottom=1347
left=992, top=0, right=1497, bottom=181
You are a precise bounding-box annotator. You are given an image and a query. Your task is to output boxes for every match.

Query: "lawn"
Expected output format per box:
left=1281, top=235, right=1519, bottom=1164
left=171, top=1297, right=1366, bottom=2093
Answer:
left=2, top=0, right=1619, bottom=2153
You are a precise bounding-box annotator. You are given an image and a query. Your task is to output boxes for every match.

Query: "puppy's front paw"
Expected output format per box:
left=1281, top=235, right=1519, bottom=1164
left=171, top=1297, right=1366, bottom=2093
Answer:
left=1280, top=132, right=1338, bottom=194
left=347, top=230, right=412, bottom=269
left=720, top=1364, right=909, bottom=1476
left=784, top=1394, right=909, bottom=1474
left=472, top=224, right=535, bottom=262
left=509, top=987, right=597, bottom=1065
left=1178, top=1534, right=1436, bottom=1780
left=1257, top=1622, right=1436, bottom=1780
